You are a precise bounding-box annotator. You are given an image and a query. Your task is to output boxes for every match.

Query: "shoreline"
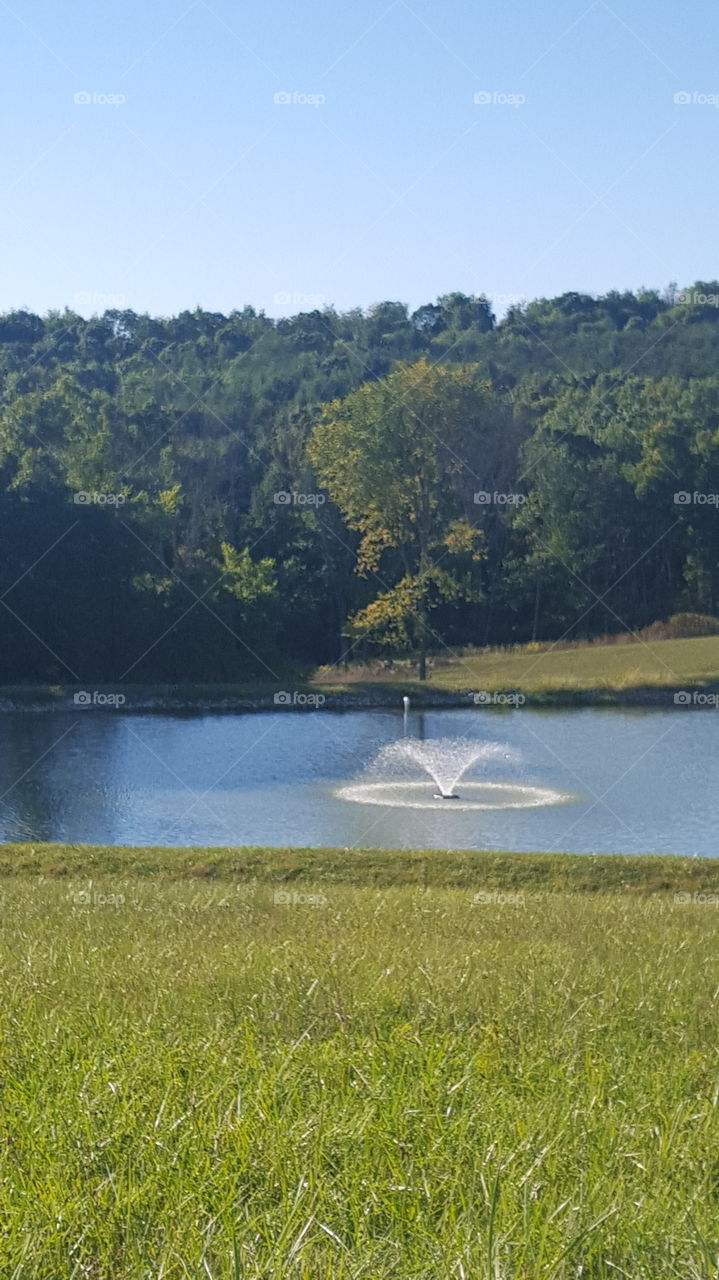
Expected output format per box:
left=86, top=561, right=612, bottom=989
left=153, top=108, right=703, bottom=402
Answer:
left=1, top=842, right=717, bottom=889
left=0, top=682, right=717, bottom=713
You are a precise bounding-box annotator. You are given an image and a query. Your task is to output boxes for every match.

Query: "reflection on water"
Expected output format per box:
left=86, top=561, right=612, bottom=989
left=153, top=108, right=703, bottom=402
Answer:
left=0, top=705, right=715, bottom=855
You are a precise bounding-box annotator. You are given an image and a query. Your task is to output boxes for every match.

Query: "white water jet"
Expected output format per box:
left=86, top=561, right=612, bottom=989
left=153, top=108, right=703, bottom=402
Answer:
left=377, top=737, right=520, bottom=798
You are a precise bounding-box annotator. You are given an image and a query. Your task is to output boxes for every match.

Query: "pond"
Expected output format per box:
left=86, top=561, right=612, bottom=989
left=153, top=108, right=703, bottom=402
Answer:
left=0, top=705, right=715, bottom=855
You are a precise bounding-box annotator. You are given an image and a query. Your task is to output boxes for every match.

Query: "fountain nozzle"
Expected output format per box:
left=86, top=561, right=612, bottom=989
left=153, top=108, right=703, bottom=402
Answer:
left=434, top=791, right=460, bottom=800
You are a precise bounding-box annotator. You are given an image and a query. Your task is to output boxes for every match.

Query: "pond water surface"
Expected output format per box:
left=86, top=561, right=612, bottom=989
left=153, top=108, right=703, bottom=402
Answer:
left=0, top=705, right=715, bottom=855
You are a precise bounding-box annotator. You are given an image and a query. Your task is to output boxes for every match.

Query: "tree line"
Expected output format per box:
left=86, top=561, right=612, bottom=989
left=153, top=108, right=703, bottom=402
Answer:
left=0, top=284, right=718, bottom=683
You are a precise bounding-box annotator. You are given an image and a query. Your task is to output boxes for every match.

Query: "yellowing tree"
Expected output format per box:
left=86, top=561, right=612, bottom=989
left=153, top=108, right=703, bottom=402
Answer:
left=309, top=359, right=494, bottom=677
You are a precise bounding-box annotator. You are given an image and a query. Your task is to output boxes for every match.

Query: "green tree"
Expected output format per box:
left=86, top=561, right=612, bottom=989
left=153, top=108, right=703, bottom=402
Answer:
left=309, top=359, right=494, bottom=677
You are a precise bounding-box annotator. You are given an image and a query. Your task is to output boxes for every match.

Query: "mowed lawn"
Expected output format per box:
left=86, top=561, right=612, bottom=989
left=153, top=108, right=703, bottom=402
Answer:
left=0, top=848, right=717, bottom=1278
left=323, top=635, right=719, bottom=696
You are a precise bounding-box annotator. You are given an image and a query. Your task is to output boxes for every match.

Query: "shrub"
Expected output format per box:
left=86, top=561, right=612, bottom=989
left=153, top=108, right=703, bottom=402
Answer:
left=639, top=612, right=719, bottom=640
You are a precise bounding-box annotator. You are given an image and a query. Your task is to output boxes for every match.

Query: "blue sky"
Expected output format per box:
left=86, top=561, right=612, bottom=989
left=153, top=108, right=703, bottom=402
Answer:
left=1, top=0, right=717, bottom=318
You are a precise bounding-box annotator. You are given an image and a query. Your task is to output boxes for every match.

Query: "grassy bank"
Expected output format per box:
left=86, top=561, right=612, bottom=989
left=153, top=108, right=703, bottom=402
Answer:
left=0, top=679, right=303, bottom=711
left=1, top=845, right=718, bottom=1277
left=3, top=635, right=719, bottom=713
left=316, top=634, right=719, bottom=701
left=4, top=841, right=719, bottom=894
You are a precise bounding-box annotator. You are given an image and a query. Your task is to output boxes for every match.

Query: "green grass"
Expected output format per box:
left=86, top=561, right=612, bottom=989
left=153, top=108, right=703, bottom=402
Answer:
left=4, top=636, right=719, bottom=710
left=316, top=634, right=719, bottom=700
left=4, top=841, right=719, bottom=894
left=1, top=845, right=718, bottom=1277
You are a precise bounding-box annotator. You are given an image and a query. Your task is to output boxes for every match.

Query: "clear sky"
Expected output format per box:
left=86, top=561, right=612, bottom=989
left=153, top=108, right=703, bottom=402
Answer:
left=1, top=0, right=717, bottom=318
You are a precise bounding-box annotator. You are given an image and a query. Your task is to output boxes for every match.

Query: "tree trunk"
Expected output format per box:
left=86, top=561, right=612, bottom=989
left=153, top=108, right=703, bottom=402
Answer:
left=531, top=575, right=542, bottom=642
left=417, top=549, right=429, bottom=680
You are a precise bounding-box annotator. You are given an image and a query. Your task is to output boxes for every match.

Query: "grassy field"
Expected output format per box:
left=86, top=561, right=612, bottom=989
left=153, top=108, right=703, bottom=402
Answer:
left=2, top=635, right=719, bottom=714
left=315, top=634, right=719, bottom=700
left=1, top=845, right=718, bottom=1278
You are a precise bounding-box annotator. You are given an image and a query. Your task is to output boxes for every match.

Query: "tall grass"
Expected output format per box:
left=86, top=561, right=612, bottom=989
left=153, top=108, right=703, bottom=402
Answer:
left=0, top=866, right=717, bottom=1277
left=316, top=634, right=719, bottom=696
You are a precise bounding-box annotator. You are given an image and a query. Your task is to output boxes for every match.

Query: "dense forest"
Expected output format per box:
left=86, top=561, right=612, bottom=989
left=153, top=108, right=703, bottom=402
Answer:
left=1, top=283, right=719, bottom=684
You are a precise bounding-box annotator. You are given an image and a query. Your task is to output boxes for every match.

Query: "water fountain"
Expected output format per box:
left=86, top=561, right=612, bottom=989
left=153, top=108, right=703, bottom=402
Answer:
left=380, top=737, right=517, bottom=799
left=338, top=732, right=573, bottom=811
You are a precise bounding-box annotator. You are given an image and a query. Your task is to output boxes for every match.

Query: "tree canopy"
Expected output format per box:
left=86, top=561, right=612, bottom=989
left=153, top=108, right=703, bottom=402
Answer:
left=0, top=285, right=717, bottom=682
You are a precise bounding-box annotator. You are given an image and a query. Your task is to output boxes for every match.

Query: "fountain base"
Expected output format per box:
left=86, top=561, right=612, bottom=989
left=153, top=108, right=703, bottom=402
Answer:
left=337, top=779, right=575, bottom=810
